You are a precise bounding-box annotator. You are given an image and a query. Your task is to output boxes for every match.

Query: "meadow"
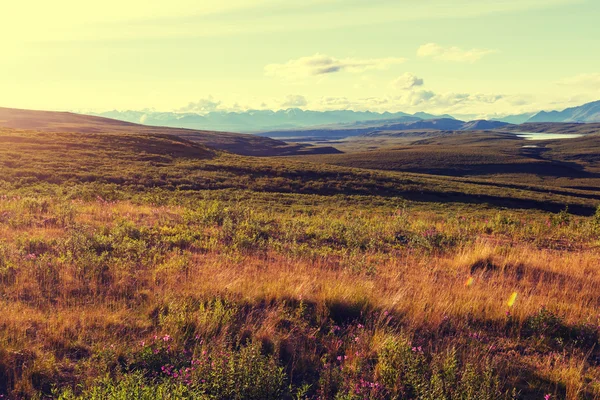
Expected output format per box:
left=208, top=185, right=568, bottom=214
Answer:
left=0, top=129, right=599, bottom=399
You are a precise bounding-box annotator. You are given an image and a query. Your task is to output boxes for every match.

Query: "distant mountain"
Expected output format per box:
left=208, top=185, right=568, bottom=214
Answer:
left=461, top=120, right=510, bottom=130
left=87, top=109, right=455, bottom=133
left=85, top=100, right=600, bottom=134
left=493, top=113, right=538, bottom=125
left=527, top=100, right=600, bottom=123
left=260, top=118, right=515, bottom=140
left=382, top=118, right=466, bottom=131
left=413, top=112, right=456, bottom=120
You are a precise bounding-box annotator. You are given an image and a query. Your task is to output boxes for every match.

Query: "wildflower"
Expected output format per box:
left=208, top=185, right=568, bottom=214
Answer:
left=163, top=334, right=171, bottom=342
left=544, top=395, right=551, bottom=400
left=507, top=292, right=518, bottom=307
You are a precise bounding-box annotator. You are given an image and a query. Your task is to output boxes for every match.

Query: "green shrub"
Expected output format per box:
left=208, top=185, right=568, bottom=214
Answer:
left=194, top=342, right=286, bottom=400
left=376, top=339, right=509, bottom=400
left=57, top=372, right=205, bottom=400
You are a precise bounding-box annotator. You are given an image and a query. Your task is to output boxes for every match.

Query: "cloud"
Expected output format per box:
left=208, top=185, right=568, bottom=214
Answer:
left=174, top=90, right=509, bottom=118
left=265, top=53, right=406, bottom=79
left=557, top=73, right=600, bottom=90
left=177, top=96, right=222, bottom=113
left=401, top=90, right=436, bottom=106
left=281, top=95, right=308, bottom=108
left=391, top=73, right=424, bottom=90
left=417, top=43, right=496, bottom=63
left=311, top=90, right=505, bottom=114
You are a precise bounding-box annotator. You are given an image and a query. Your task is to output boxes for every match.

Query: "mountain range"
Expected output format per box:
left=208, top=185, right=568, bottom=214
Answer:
left=259, top=118, right=512, bottom=140
left=86, top=100, right=600, bottom=134
left=89, top=109, right=455, bottom=133
left=525, top=100, right=600, bottom=123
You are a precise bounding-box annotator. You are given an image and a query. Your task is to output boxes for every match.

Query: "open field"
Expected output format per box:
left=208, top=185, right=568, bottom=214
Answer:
left=0, top=127, right=599, bottom=399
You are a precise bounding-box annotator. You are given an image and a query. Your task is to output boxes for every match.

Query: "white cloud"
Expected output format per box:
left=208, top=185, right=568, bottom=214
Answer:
left=281, top=95, right=308, bottom=108
left=265, top=53, right=406, bottom=80
left=309, top=90, right=507, bottom=115
left=401, top=90, right=436, bottom=106
left=417, top=43, right=497, bottom=63
left=177, top=96, right=222, bottom=113
left=391, top=73, right=424, bottom=90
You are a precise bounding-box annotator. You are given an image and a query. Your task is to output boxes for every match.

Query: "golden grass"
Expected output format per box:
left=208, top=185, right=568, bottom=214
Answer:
left=0, top=193, right=599, bottom=398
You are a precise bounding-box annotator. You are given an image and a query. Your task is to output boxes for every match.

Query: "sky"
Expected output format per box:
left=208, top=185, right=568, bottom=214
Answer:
left=1, top=0, right=599, bottom=118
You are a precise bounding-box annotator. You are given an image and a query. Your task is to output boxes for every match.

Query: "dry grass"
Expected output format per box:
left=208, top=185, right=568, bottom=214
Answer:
left=0, top=192, right=599, bottom=399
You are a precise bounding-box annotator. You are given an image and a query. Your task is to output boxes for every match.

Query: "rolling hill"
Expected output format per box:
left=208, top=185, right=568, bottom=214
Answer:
left=301, top=130, right=600, bottom=197
left=0, top=127, right=598, bottom=215
left=0, top=107, right=339, bottom=157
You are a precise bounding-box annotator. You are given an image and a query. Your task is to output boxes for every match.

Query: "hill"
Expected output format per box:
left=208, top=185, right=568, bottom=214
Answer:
left=0, top=107, right=339, bottom=157
left=460, top=120, right=510, bottom=130
left=501, top=122, right=600, bottom=135
left=0, top=128, right=597, bottom=215
left=302, top=130, right=600, bottom=196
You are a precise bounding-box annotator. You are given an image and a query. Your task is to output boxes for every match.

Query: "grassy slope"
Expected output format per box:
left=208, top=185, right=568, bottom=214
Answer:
left=304, top=131, right=600, bottom=197
left=0, top=129, right=598, bottom=215
left=0, top=107, right=339, bottom=157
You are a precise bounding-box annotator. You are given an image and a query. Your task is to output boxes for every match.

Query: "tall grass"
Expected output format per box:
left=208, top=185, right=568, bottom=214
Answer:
left=0, top=190, right=598, bottom=399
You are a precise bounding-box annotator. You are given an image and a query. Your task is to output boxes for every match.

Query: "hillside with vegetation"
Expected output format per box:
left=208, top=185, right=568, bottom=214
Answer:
left=0, top=108, right=338, bottom=157
left=0, top=128, right=599, bottom=399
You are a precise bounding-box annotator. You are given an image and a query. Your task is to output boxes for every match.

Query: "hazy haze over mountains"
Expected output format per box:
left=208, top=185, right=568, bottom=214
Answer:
left=88, top=100, right=600, bottom=133
left=91, top=109, right=455, bottom=133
